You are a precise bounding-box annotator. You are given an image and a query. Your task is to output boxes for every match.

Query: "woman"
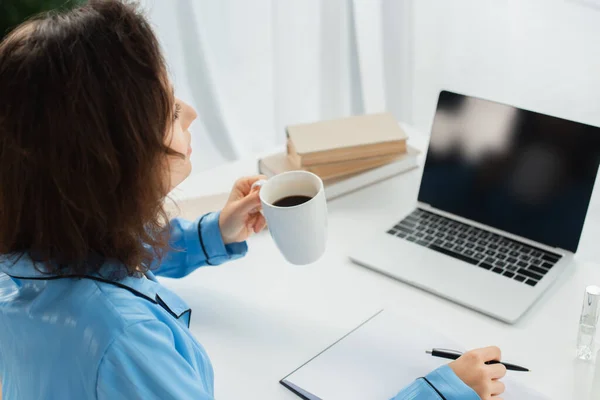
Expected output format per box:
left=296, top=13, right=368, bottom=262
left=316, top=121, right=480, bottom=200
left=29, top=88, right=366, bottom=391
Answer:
left=0, top=1, right=506, bottom=399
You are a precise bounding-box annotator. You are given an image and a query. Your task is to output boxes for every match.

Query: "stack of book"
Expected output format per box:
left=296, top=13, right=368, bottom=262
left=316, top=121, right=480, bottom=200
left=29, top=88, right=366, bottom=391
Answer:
left=258, top=112, right=419, bottom=200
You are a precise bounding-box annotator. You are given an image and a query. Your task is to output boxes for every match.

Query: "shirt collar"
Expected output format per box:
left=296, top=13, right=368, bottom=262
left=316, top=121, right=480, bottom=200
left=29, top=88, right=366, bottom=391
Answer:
left=0, top=253, right=158, bottom=302
left=0, top=253, right=192, bottom=326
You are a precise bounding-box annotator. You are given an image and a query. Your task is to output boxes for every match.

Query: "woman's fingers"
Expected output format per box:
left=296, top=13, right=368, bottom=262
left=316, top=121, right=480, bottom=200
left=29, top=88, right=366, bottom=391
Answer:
left=490, top=380, right=505, bottom=396
left=253, top=215, right=267, bottom=232
left=488, top=364, right=507, bottom=380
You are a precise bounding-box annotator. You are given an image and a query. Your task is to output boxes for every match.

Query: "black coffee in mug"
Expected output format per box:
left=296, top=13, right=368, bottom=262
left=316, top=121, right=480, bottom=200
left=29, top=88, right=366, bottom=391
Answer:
left=273, top=195, right=312, bottom=207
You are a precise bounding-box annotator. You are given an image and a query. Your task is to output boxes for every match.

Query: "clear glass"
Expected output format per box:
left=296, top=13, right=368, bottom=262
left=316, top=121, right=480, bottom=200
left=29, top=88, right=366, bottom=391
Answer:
left=577, top=320, right=596, bottom=360
left=577, top=285, right=600, bottom=360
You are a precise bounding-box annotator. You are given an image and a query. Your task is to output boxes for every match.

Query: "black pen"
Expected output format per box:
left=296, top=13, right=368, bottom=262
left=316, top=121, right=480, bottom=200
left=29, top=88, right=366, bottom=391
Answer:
left=426, top=348, right=530, bottom=372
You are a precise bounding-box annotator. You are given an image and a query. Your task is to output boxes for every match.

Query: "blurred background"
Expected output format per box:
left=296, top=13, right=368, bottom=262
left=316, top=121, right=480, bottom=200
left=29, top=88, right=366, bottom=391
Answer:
left=0, top=0, right=83, bottom=38
left=2, top=0, right=599, bottom=173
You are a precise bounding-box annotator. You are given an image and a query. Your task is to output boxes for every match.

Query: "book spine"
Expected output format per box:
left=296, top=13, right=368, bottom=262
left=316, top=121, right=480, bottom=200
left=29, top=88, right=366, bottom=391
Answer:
left=286, top=138, right=303, bottom=167
left=301, top=141, right=407, bottom=166
left=324, top=156, right=418, bottom=200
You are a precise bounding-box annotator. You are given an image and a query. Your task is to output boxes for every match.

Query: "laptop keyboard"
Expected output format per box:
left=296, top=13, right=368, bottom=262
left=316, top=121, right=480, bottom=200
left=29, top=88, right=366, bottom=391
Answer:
left=386, top=208, right=562, bottom=287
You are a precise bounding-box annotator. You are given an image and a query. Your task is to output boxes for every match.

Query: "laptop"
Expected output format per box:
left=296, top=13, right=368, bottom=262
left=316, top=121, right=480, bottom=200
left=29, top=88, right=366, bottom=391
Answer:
left=349, top=90, right=600, bottom=324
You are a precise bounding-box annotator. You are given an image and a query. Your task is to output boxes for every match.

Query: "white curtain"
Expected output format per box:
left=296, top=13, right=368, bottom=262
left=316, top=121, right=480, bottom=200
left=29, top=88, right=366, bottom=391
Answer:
left=139, top=0, right=413, bottom=172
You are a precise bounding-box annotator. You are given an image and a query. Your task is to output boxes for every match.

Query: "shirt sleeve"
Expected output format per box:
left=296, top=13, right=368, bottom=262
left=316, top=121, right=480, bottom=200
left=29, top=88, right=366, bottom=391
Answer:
left=390, top=365, right=480, bottom=400
left=96, top=320, right=214, bottom=400
left=153, top=211, right=248, bottom=278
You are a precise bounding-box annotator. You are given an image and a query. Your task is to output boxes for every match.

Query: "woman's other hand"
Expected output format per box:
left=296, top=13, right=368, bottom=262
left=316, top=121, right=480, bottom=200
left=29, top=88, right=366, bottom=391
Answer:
left=219, top=175, right=267, bottom=244
left=449, top=346, right=507, bottom=400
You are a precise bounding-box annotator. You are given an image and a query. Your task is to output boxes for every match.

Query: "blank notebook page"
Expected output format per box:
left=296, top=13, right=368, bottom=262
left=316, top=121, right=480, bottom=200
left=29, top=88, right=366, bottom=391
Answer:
left=281, top=310, right=548, bottom=400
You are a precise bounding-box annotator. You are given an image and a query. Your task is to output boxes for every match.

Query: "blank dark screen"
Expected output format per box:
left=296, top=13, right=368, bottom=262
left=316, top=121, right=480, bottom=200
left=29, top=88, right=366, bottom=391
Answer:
left=418, top=91, right=600, bottom=252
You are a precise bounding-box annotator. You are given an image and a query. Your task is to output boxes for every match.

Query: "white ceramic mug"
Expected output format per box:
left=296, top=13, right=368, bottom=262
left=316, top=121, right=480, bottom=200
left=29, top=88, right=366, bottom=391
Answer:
left=252, top=171, right=327, bottom=265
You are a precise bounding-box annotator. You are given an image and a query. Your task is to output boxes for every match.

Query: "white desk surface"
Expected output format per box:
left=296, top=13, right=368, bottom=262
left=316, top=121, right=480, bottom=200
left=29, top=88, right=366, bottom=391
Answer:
left=165, top=125, right=600, bottom=399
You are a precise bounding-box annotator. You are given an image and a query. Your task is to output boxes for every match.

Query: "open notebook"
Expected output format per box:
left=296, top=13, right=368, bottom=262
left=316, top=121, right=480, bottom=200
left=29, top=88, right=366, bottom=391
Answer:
left=280, top=310, right=548, bottom=400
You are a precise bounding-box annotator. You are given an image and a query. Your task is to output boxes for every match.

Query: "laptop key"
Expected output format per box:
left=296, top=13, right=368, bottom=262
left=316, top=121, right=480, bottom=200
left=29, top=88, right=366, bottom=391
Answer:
left=396, top=232, right=407, bottom=239
left=387, top=229, right=397, bottom=235
left=496, top=261, right=506, bottom=268
left=475, top=246, right=485, bottom=252
left=492, top=267, right=503, bottom=274
left=507, top=257, right=517, bottom=264
left=415, top=232, right=425, bottom=238
left=517, top=261, right=528, bottom=268
left=480, top=262, right=493, bottom=270
left=425, top=235, right=435, bottom=241
left=402, top=221, right=416, bottom=228
left=485, top=250, right=496, bottom=256
left=446, top=235, right=456, bottom=242
left=428, top=244, right=479, bottom=265
left=525, top=279, right=537, bottom=287
left=514, top=275, right=526, bottom=282
left=506, top=264, right=518, bottom=272
left=497, top=254, right=506, bottom=260
left=509, top=251, right=519, bottom=257
left=499, top=247, right=509, bottom=253
left=464, top=249, right=474, bottom=256
left=489, top=244, right=498, bottom=250
left=532, top=251, right=542, bottom=257
left=396, top=225, right=414, bottom=234
left=458, top=233, right=468, bottom=239
left=484, top=256, right=495, bottom=263
left=426, top=229, right=435, bottom=234
left=529, top=265, right=548, bottom=276
left=465, top=243, right=475, bottom=249
left=503, top=271, right=515, bottom=278
left=407, top=236, right=417, bottom=242
left=518, top=268, right=542, bottom=281
left=474, top=253, right=484, bottom=260
left=542, top=253, right=561, bottom=263
left=417, top=240, right=429, bottom=246
left=521, top=255, right=531, bottom=261
left=531, top=258, right=542, bottom=265
left=454, top=246, right=464, bottom=252
left=434, top=239, right=444, bottom=245
left=541, top=261, right=554, bottom=270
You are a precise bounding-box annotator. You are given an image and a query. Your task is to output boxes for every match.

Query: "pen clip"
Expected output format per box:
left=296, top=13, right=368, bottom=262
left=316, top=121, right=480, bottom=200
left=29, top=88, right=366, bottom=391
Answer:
left=433, top=348, right=463, bottom=356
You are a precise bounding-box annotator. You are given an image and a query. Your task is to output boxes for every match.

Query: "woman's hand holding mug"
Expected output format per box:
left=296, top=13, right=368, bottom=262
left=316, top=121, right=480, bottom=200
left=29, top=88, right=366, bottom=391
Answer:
left=219, top=175, right=268, bottom=244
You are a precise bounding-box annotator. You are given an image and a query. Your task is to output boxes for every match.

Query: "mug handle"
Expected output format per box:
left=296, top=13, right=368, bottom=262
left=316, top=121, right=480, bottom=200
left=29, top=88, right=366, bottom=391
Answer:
left=251, top=179, right=267, bottom=191
left=250, top=179, right=267, bottom=215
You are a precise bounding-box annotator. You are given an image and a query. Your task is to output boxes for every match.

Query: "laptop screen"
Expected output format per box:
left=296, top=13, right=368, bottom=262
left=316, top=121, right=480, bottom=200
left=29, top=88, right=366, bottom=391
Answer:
left=418, top=91, right=600, bottom=253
